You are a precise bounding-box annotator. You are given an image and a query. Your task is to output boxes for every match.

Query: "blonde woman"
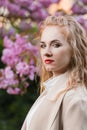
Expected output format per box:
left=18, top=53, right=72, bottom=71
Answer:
left=21, top=15, right=87, bottom=130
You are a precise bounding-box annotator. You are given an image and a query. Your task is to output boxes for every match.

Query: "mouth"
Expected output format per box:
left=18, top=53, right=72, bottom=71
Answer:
left=44, top=59, right=54, bottom=64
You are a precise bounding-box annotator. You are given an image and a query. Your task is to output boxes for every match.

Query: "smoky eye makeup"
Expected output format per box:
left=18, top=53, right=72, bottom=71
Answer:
left=40, top=42, right=46, bottom=48
left=51, top=40, right=62, bottom=47
left=53, top=43, right=61, bottom=47
left=39, top=40, right=62, bottom=48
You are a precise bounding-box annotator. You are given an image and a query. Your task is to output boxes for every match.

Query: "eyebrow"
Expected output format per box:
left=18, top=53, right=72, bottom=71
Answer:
left=40, top=39, right=62, bottom=44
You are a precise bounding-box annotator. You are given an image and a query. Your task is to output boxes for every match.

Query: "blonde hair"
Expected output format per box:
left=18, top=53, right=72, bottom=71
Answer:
left=38, top=15, right=87, bottom=94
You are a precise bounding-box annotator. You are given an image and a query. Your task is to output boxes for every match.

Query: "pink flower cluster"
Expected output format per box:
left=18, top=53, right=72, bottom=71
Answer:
left=71, top=0, right=87, bottom=32
left=0, top=0, right=59, bottom=20
left=0, top=34, right=38, bottom=95
left=0, top=67, right=20, bottom=95
left=0, top=0, right=60, bottom=38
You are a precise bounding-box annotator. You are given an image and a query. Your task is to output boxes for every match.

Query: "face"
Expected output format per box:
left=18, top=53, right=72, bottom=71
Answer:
left=40, top=26, right=72, bottom=77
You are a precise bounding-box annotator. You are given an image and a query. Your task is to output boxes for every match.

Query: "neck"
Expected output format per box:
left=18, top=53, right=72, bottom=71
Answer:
left=52, top=71, right=68, bottom=78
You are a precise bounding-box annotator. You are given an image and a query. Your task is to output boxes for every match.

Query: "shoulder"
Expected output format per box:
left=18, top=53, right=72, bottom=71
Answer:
left=62, top=86, right=87, bottom=129
left=63, top=85, right=87, bottom=108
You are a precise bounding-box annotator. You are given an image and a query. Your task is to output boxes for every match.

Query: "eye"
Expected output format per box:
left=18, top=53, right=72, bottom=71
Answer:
left=40, top=43, right=46, bottom=48
left=52, top=42, right=61, bottom=48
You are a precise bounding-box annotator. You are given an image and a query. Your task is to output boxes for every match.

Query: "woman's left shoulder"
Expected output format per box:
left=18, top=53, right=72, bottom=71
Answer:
left=63, top=85, right=87, bottom=106
left=62, top=86, right=87, bottom=130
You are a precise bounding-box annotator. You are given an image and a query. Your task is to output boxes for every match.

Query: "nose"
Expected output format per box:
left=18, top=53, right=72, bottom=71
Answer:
left=45, top=52, right=52, bottom=57
left=44, top=48, right=53, bottom=57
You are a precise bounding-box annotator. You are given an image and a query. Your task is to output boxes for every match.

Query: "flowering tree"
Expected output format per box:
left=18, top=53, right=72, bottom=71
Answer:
left=71, top=0, right=87, bottom=32
left=0, top=34, right=39, bottom=95
left=0, top=0, right=60, bottom=95
left=0, top=0, right=59, bottom=37
left=0, top=0, right=87, bottom=95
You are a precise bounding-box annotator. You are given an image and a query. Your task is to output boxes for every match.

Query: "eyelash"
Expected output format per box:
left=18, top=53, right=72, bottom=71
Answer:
left=40, top=42, right=61, bottom=48
left=40, top=44, right=46, bottom=48
left=52, top=43, right=61, bottom=47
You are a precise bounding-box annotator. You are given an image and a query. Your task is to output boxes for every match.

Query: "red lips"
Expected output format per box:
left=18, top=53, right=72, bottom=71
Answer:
left=45, top=59, right=54, bottom=64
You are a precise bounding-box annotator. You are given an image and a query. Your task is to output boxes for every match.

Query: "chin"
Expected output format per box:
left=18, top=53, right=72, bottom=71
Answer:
left=46, top=67, right=54, bottom=72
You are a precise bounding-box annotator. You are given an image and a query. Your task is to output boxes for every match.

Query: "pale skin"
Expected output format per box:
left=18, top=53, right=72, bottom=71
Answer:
left=40, top=25, right=72, bottom=77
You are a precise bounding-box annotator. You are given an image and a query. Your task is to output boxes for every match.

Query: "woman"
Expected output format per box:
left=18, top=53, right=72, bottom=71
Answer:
left=21, top=15, right=87, bottom=130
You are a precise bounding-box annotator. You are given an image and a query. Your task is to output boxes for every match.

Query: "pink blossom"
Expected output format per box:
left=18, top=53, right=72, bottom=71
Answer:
left=4, top=36, right=14, bottom=48
left=1, top=34, right=39, bottom=95
left=29, top=73, right=34, bottom=80
left=0, top=80, right=8, bottom=89
left=0, top=77, right=19, bottom=89
left=27, top=43, right=38, bottom=56
left=16, top=61, right=29, bottom=76
left=7, top=87, right=20, bottom=95
left=1, top=48, right=18, bottom=66
left=0, top=68, right=19, bottom=89
left=4, top=66, right=14, bottom=79
left=28, top=65, right=36, bottom=80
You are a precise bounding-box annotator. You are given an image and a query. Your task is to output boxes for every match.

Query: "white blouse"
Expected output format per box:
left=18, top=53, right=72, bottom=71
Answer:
left=23, top=72, right=68, bottom=130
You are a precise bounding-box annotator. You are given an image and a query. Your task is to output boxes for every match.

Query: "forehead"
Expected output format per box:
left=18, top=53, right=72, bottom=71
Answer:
left=41, top=25, right=67, bottom=42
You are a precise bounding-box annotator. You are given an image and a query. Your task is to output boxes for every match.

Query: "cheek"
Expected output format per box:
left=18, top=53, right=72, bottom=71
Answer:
left=55, top=48, right=71, bottom=61
left=54, top=49, right=66, bottom=58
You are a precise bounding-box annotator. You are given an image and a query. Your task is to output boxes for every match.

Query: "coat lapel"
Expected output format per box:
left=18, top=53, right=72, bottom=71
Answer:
left=45, top=74, right=68, bottom=129
left=47, top=91, right=67, bottom=129
left=46, top=74, right=68, bottom=101
left=29, top=89, right=47, bottom=111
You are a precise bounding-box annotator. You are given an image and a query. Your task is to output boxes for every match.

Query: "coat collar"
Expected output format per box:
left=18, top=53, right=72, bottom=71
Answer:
left=43, top=72, right=69, bottom=101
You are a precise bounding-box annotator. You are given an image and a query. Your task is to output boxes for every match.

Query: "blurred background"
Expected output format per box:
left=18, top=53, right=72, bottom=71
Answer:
left=0, top=0, right=87, bottom=129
